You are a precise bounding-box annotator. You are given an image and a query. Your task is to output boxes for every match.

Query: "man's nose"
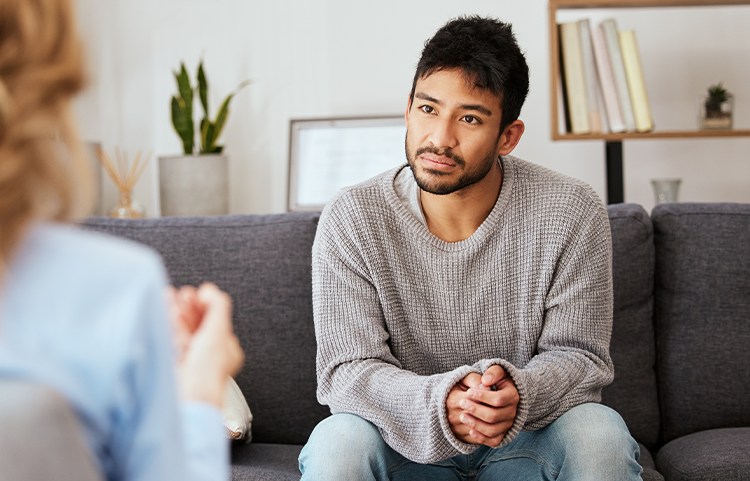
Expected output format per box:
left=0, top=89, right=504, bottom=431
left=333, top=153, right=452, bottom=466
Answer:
left=428, top=117, right=458, bottom=150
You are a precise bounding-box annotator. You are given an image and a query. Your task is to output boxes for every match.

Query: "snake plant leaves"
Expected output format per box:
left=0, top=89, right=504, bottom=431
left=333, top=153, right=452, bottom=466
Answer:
left=170, top=61, right=248, bottom=155
left=209, top=80, right=250, bottom=153
left=198, top=61, right=209, bottom=119
left=175, top=64, right=193, bottom=113
left=171, top=63, right=195, bottom=154
left=201, top=119, right=217, bottom=154
left=209, top=94, right=233, bottom=152
left=171, top=96, right=193, bottom=154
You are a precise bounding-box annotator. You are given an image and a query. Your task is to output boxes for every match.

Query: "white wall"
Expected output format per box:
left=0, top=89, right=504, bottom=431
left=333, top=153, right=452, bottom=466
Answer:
left=73, top=0, right=750, bottom=216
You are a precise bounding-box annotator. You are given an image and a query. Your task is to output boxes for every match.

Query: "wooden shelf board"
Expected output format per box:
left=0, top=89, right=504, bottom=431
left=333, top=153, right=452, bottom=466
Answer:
left=551, top=0, right=750, bottom=9
left=552, top=129, right=750, bottom=141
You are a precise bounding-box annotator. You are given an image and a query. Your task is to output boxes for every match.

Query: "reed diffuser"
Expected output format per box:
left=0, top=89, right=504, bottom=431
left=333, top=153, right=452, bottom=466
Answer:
left=96, top=147, right=151, bottom=218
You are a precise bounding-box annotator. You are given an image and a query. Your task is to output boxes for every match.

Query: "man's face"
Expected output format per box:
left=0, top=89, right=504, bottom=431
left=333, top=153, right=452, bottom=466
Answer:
left=405, top=68, right=505, bottom=196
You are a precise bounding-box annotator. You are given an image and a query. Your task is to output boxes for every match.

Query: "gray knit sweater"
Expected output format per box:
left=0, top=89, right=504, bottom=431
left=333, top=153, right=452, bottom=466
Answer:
left=312, top=155, right=614, bottom=464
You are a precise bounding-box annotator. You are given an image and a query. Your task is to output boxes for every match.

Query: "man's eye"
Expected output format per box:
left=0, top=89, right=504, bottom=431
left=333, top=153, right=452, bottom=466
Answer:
left=462, top=115, right=479, bottom=124
left=420, top=105, right=435, bottom=114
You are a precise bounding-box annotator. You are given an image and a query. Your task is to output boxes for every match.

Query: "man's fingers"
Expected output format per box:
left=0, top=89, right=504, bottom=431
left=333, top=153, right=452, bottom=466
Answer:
left=467, top=426, right=506, bottom=448
left=467, top=386, right=517, bottom=408
left=448, top=412, right=475, bottom=442
left=459, top=397, right=516, bottom=424
left=448, top=368, right=519, bottom=448
left=481, top=365, right=508, bottom=388
left=447, top=382, right=478, bottom=440
left=447, top=391, right=468, bottom=410
left=459, top=372, right=483, bottom=390
left=468, top=389, right=503, bottom=408
left=459, top=412, right=510, bottom=444
left=449, top=370, right=512, bottom=443
left=448, top=410, right=465, bottom=429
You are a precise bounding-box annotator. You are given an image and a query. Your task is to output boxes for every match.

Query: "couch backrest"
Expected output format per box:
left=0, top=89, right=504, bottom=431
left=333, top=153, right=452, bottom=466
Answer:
left=602, top=204, right=660, bottom=450
left=82, top=213, right=329, bottom=445
left=84, top=205, right=694, bottom=449
left=652, top=203, right=750, bottom=444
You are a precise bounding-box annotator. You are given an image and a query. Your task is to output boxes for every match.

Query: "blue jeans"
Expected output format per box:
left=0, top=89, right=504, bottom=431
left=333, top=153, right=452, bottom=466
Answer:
left=299, top=403, right=642, bottom=480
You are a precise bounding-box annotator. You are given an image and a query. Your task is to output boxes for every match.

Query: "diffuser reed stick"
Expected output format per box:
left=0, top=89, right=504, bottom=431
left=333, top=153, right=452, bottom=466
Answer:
left=96, top=147, right=152, bottom=218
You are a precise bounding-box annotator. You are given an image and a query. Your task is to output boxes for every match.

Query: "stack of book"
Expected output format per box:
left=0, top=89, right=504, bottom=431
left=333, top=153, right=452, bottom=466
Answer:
left=558, top=18, right=653, bottom=135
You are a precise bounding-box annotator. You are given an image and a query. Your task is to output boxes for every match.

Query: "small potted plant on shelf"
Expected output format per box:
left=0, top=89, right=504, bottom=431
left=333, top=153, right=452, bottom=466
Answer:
left=159, top=61, right=249, bottom=217
left=700, top=82, right=734, bottom=130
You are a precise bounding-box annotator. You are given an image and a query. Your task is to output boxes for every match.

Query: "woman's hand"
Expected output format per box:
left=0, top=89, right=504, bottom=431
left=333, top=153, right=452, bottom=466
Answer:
left=167, top=283, right=245, bottom=407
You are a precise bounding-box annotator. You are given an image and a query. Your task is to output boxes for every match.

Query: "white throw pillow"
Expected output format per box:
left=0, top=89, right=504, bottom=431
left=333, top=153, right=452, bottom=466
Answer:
left=222, top=377, right=252, bottom=443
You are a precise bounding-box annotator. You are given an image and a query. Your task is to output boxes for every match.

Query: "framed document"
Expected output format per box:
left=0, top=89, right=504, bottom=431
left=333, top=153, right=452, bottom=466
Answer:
left=288, top=116, right=406, bottom=212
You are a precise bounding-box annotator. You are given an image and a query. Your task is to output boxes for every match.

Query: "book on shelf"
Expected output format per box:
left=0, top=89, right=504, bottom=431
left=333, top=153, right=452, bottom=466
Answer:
left=556, top=70, right=571, bottom=134
left=591, top=23, right=626, bottom=133
left=577, top=19, right=603, bottom=134
left=619, top=30, right=654, bottom=132
left=600, top=18, right=637, bottom=132
left=557, top=25, right=572, bottom=133
left=558, top=21, right=590, bottom=134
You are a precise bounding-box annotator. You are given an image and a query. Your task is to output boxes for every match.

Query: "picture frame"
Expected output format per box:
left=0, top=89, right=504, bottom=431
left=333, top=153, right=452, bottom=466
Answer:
left=287, top=116, right=406, bottom=212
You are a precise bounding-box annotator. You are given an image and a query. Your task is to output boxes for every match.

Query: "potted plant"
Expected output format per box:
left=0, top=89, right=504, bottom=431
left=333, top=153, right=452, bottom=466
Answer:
left=700, top=82, right=734, bottom=130
left=159, top=61, right=248, bottom=216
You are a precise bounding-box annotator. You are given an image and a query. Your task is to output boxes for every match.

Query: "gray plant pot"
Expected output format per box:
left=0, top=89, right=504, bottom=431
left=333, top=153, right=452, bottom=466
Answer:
left=159, top=154, right=228, bottom=217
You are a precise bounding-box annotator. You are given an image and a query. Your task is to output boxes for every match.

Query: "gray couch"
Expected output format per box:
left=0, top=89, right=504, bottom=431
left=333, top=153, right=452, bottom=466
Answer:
left=78, top=202, right=750, bottom=481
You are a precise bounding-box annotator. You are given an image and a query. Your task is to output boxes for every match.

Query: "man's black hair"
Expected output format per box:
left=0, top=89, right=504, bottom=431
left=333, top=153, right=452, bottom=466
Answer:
left=410, top=16, right=529, bottom=132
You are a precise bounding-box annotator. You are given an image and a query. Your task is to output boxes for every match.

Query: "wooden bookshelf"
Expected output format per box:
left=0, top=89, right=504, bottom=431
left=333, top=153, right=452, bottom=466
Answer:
left=549, top=0, right=750, bottom=202
left=553, top=129, right=750, bottom=141
left=552, top=0, right=750, bottom=8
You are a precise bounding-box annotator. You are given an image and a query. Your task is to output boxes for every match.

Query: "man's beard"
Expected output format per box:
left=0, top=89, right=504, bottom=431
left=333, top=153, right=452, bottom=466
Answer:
left=405, top=133, right=499, bottom=196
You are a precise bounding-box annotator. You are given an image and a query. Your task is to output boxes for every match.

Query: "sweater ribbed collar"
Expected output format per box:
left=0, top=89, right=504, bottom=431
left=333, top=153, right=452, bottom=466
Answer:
left=383, top=155, right=517, bottom=251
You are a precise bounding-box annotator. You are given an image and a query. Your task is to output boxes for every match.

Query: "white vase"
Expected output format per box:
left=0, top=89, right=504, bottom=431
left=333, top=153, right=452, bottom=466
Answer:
left=158, top=154, right=228, bottom=216
left=650, top=178, right=682, bottom=205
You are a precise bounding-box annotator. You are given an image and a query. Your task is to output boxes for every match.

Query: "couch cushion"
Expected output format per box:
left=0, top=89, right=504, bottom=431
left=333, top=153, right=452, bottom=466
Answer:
left=601, top=204, right=660, bottom=449
left=642, top=467, right=665, bottom=481
left=652, top=203, right=750, bottom=443
left=639, top=442, right=666, bottom=481
left=81, top=214, right=329, bottom=445
left=231, top=443, right=302, bottom=481
left=655, top=428, right=750, bottom=481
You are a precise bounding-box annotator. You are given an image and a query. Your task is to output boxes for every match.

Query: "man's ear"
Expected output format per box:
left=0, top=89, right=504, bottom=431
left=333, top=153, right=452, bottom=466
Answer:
left=496, top=120, right=525, bottom=156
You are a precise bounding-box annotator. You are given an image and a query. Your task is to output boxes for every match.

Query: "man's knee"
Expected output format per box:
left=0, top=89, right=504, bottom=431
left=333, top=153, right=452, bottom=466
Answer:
left=306, top=413, right=385, bottom=456
left=553, top=403, right=641, bottom=478
left=299, top=413, right=391, bottom=480
left=555, top=403, right=636, bottom=452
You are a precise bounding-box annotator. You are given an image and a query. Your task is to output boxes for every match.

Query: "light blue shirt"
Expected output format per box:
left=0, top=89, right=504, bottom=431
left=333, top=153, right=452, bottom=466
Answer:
left=0, top=223, right=228, bottom=481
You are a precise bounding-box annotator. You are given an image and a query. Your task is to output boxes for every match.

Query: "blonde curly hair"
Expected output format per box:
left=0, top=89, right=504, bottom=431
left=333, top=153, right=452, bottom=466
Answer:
left=0, top=0, right=92, bottom=274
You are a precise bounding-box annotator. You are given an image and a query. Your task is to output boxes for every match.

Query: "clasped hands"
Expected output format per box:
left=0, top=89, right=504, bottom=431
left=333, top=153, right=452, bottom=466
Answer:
left=447, top=365, right=519, bottom=448
left=166, top=283, right=245, bottom=408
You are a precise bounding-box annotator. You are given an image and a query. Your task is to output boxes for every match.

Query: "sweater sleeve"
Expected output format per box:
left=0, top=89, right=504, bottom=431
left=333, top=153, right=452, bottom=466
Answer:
left=478, top=194, right=615, bottom=441
left=312, top=202, right=484, bottom=464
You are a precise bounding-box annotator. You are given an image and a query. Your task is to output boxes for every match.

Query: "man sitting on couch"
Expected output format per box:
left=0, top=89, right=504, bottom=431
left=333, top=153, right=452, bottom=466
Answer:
left=299, top=16, right=642, bottom=480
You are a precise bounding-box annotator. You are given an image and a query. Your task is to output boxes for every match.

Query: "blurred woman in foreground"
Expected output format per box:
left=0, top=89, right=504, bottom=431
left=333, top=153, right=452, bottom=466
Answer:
left=0, top=0, right=243, bottom=479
